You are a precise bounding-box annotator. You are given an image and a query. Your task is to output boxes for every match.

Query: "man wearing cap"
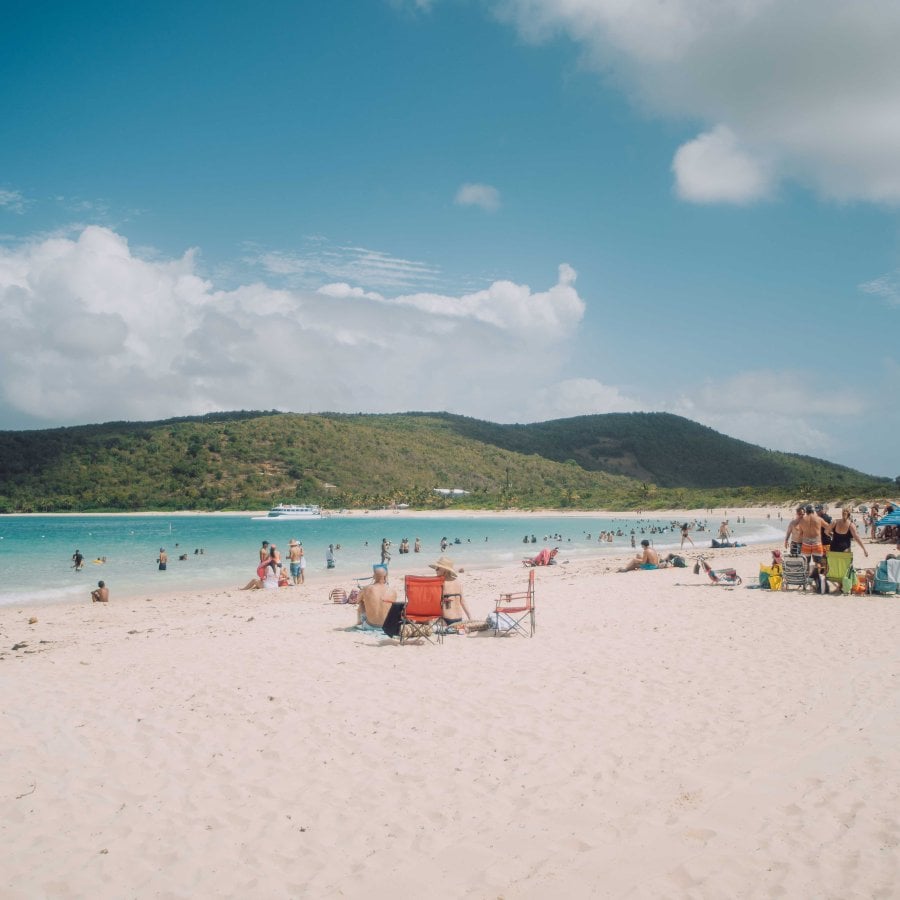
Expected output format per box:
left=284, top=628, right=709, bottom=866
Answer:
left=288, top=539, right=304, bottom=585
left=355, top=563, right=396, bottom=629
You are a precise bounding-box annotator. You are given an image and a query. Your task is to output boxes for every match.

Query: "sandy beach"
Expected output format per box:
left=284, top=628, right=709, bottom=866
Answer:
left=2, top=536, right=898, bottom=899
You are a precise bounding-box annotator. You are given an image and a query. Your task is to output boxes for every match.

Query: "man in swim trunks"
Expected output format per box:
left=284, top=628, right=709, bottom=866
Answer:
left=90, top=580, right=109, bottom=602
left=796, top=504, right=830, bottom=572
left=783, top=506, right=806, bottom=556
left=288, top=539, right=303, bottom=585
left=618, top=539, right=660, bottom=572
left=158, top=548, right=168, bottom=571
left=355, top=563, right=397, bottom=628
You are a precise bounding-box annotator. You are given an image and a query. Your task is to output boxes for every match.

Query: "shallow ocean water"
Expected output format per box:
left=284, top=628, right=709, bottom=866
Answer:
left=0, top=512, right=784, bottom=606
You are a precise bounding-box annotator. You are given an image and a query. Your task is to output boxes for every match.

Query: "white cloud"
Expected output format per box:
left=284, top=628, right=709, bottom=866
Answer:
left=454, top=182, right=501, bottom=212
left=669, top=369, right=862, bottom=456
left=246, top=242, right=441, bottom=290
left=0, top=189, right=26, bottom=214
left=672, top=126, right=773, bottom=203
left=385, top=262, right=583, bottom=338
left=860, top=271, right=900, bottom=307
left=494, top=0, right=900, bottom=204
left=516, top=377, right=645, bottom=421
left=0, top=227, right=585, bottom=427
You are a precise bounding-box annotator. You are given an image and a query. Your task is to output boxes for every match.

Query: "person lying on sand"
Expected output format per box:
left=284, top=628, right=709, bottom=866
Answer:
left=618, top=540, right=660, bottom=572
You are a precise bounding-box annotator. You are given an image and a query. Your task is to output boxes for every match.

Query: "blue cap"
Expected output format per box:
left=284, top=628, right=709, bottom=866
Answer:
left=373, top=563, right=388, bottom=573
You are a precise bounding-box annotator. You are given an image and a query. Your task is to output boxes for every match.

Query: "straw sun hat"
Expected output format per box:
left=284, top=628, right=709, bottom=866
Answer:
left=429, top=555, right=458, bottom=576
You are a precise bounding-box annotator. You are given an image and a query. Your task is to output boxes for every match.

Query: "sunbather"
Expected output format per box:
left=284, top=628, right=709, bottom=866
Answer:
left=354, top=563, right=396, bottom=629
left=618, top=540, right=660, bottom=572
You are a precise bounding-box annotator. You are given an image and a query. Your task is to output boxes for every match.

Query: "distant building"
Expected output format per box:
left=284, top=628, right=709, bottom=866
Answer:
left=432, top=488, right=470, bottom=496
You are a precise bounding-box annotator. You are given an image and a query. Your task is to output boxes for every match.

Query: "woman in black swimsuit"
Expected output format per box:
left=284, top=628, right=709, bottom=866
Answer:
left=829, top=508, right=869, bottom=558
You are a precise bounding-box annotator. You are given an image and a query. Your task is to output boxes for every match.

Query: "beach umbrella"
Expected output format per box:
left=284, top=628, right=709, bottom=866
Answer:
left=876, top=510, right=900, bottom=527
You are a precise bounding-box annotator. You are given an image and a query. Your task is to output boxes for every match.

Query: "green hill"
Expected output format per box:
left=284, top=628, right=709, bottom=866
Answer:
left=0, top=411, right=890, bottom=513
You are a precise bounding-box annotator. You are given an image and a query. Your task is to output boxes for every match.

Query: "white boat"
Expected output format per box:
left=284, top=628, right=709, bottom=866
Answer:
left=251, top=503, right=322, bottom=520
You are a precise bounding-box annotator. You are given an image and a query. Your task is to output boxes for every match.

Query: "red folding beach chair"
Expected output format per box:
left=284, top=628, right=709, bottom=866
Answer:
left=494, top=568, right=536, bottom=637
left=400, top=575, right=445, bottom=645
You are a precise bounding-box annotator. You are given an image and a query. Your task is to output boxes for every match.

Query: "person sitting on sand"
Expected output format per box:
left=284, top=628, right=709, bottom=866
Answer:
left=430, top=555, right=471, bottom=626
left=618, top=539, right=660, bottom=572
left=90, top=580, right=109, bottom=602
left=354, top=563, right=397, bottom=630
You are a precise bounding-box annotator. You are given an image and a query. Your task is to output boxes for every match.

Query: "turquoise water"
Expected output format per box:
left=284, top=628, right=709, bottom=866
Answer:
left=0, top=513, right=784, bottom=607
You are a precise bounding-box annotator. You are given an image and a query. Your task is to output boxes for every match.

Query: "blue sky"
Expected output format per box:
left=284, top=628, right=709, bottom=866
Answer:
left=1, top=0, right=899, bottom=478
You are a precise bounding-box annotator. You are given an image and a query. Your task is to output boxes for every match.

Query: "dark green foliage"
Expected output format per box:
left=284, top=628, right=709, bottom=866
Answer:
left=0, top=411, right=889, bottom=512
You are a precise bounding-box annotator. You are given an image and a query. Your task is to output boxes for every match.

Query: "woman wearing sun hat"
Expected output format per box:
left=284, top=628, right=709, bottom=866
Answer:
left=429, top=555, right=472, bottom=626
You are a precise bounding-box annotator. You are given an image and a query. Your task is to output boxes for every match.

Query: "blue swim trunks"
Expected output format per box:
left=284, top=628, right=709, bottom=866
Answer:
left=640, top=563, right=658, bottom=570
left=290, top=562, right=301, bottom=577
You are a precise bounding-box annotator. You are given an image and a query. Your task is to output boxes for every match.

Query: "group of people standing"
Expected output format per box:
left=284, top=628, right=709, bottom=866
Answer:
left=243, top=538, right=307, bottom=590
left=783, top=504, right=868, bottom=574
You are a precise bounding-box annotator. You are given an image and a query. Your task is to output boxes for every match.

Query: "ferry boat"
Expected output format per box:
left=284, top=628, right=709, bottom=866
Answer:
left=251, top=503, right=323, bottom=520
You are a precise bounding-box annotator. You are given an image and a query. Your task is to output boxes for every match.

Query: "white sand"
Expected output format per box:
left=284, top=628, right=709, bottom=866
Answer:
left=2, top=541, right=898, bottom=898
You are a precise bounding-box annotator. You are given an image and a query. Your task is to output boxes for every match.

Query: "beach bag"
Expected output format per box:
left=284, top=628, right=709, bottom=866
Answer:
left=759, top=564, right=782, bottom=591
left=873, top=560, right=899, bottom=595
left=671, top=555, right=686, bottom=568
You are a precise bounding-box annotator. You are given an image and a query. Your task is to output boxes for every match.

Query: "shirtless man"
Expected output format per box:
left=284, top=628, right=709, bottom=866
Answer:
left=783, top=506, right=806, bottom=556
left=618, top=539, right=660, bottom=572
left=288, top=539, right=304, bottom=585
left=795, top=504, right=831, bottom=573
left=356, top=564, right=397, bottom=628
left=90, top=580, right=109, bottom=602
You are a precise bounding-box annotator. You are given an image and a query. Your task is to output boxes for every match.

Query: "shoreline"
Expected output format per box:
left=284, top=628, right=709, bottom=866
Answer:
left=2, top=504, right=797, bottom=520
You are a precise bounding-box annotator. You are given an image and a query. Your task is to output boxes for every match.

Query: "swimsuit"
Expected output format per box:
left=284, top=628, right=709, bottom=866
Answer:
left=829, top=529, right=852, bottom=553
left=801, top=541, right=825, bottom=557
left=640, top=563, right=658, bottom=570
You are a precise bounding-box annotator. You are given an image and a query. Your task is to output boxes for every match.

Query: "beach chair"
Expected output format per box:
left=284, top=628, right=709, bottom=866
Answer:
left=329, top=587, right=348, bottom=604
left=825, top=551, right=855, bottom=593
left=399, top=575, right=445, bottom=645
left=494, top=569, right=536, bottom=637
left=781, top=555, right=810, bottom=592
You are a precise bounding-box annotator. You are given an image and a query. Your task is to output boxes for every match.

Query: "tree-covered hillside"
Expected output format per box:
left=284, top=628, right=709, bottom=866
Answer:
left=0, top=411, right=890, bottom=512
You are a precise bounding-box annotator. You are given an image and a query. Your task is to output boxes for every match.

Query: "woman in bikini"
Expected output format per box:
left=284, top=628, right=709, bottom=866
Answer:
left=429, top=555, right=471, bottom=626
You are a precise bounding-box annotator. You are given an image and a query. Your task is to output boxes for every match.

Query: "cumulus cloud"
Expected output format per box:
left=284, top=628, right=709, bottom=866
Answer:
left=494, top=0, right=900, bottom=204
left=454, top=183, right=501, bottom=212
left=0, top=227, right=586, bottom=427
left=672, top=126, right=773, bottom=203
